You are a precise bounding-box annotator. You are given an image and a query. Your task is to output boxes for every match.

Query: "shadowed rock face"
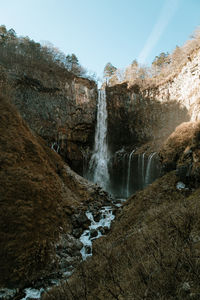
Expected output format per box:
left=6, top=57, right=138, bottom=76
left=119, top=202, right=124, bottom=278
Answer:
left=106, top=83, right=190, bottom=153
left=9, top=71, right=98, bottom=175
left=0, top=97, right=111, bottom=288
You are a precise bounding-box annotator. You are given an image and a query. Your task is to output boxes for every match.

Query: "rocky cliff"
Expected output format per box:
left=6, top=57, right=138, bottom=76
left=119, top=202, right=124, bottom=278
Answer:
left=106, top=83, right=189, bottom=152
left=106, top=49, right=200, bottom=153
left=5, top=68, right=98, bottom=174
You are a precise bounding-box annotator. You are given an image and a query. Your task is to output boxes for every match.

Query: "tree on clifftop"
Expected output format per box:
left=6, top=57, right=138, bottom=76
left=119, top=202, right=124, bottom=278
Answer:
left=65, top=53, right=85, bottom=76
left=103, top=62, right=117, bottom=81
left=152, top=52, right=170, bottom=68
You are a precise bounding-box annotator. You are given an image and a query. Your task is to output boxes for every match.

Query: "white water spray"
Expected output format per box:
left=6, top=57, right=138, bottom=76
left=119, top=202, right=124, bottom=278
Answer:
left=89, top=89, right=110, bottom=190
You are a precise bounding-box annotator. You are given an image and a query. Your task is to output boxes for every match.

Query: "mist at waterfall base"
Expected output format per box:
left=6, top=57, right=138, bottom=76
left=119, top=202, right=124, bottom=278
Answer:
left=84, top=90, right=161, bottom=198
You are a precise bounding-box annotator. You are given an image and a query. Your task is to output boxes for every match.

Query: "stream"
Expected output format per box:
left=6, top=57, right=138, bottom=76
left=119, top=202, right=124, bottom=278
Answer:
left=0, top=199, right=123, bottom=300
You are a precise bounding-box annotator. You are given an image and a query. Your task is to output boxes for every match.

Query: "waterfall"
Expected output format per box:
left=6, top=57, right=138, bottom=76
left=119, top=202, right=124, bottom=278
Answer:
left=88, top=89, right=110, bottom=190
left=144, top=152, right=157, bottom=186
left=141, top=152, right=145, bottom=186
left=123, top=152, right=128, bottom=195
left=126, top=149, right=135, bottom=198
left=138, top=152, right=146, bottom=189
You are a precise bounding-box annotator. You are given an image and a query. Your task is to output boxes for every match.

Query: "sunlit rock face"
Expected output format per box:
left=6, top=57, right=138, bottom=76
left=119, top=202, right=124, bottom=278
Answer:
left=10, top=73, right=98, bottom=174
left=159, top=121, right=200, bottom=188
left=150, top=50, right=200, bottom=121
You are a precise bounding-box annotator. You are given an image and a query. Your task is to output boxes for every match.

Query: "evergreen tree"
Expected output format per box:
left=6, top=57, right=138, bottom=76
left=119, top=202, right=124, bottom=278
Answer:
left=103, top=62, right=117, bottom=79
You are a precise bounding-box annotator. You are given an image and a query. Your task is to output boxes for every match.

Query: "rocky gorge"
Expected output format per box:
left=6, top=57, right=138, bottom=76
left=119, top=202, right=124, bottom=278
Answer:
left=1, top=30, right=200, bottom=300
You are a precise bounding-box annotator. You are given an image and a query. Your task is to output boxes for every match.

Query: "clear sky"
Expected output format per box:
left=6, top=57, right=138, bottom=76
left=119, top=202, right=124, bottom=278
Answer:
left=0, top=0, right=200, bottom=78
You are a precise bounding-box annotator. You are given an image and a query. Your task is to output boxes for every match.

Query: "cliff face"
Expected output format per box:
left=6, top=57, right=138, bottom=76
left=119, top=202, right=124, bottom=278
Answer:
left=106, top=83, right=190, bottom=152
left=106, top=49, right=200, bottom=152
left=149, top=50, right=200, bottom=121
left=9, top=71, right=97, bottom=174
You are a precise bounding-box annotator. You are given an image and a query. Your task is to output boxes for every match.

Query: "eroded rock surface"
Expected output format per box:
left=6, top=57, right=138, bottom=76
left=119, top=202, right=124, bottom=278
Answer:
left=6, top=69, right=98, bottom=174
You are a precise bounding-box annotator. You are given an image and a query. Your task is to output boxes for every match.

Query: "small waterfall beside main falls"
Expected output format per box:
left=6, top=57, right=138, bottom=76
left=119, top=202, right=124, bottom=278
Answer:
left=87, top=89, right=110, bottom=190
left=109, top=149, right=161, bottom=198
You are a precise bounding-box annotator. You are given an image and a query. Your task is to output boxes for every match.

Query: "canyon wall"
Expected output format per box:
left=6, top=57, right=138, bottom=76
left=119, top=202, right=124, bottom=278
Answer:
left=106, top=50, right=200, bottom=197
left=7, top=69, right=98, bottom=174
left=106, top=49, right=200, bottom=152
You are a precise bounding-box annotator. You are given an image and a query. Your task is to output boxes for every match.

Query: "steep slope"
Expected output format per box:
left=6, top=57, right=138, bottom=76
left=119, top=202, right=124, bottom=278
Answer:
left=0, top=97, right=109, bottom=288
left=42, top=121, right=200, bottom=300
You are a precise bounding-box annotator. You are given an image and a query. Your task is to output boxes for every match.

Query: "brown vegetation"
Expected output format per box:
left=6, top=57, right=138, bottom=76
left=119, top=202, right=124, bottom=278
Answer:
left=42, top=171, right=200, bottom=299
left=0, top=95, right=104, bottom=288
left=42, top=119, right=200, bottom=300
left=160, top=121, right=200, bottom=187
left=107, top=27, right=200, bottom=88
left=0, top=25, right=96, bottom=84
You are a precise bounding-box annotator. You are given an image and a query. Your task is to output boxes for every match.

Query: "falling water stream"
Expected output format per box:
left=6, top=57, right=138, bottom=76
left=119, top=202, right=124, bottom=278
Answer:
left=126, top=149, right=135, bottom=197
left=88, top=89, right=110, bottom=190
left=144, top=152, right=157, bottom=186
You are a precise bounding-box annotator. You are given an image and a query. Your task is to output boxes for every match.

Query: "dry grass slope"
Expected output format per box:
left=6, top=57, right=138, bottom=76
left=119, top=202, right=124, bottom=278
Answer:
left=0, top=97, right=65, bottom=286
left=0, top=96, right=98, bottom=288
left=42, top=121, right=200, bottom=299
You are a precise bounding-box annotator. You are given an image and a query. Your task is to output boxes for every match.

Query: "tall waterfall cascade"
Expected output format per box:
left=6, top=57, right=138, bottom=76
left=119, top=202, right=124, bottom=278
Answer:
left=88, top=89, right=110, bottom=190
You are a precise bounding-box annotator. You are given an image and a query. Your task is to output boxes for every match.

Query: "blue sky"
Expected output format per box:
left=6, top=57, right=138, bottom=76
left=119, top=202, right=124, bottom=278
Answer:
left=0, top=0, right=200, bottom=78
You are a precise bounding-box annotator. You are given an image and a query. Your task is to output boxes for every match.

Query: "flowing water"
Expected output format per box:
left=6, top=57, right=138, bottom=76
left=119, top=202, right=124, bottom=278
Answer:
left=88, top=89, right=110, bottom=190
left=144, top=152, right=157, bottom=186
left=80, top=206, right=115, bottom=260
left=126, top=149, right=135, bottom=197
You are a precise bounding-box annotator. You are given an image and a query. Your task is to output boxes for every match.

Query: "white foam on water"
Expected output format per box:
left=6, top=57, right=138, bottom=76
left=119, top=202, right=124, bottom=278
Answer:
left=80, top=206, right=115, bottom=260
left=21, top=288, right=44, bottom=300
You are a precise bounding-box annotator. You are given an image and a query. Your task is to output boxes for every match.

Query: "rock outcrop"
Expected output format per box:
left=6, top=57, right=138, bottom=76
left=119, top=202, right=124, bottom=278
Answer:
left=159, top=121, right=200, bottom=187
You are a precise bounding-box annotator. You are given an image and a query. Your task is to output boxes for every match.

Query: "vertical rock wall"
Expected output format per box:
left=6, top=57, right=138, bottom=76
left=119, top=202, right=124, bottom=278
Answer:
left=106, top=49, right=200, bottom=152
left=10, top=73, right=98, bottom=174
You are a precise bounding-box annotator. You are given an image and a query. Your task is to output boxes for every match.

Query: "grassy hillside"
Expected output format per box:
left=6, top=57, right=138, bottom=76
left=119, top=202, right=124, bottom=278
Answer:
left=0, top=95, right=106, bottom=287
left=42, top=122, right=200, bottom=300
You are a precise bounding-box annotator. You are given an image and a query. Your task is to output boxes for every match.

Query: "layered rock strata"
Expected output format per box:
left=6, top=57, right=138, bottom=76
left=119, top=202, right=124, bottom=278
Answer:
left=6, top=69, right=98, bottom=174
